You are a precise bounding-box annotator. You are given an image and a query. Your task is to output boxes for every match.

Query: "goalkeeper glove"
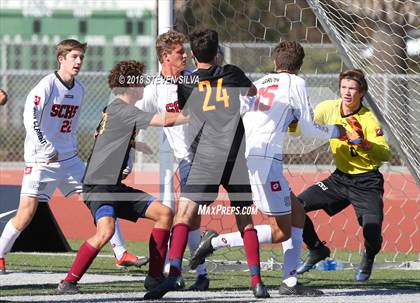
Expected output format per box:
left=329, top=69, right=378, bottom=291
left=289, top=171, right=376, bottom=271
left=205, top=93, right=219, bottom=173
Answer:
left=346, top=116, right=371, bottom=150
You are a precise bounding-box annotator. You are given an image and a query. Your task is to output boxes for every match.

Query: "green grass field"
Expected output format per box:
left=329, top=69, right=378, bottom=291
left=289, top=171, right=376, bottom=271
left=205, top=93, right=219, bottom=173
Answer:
left=2, top=240, right=419, bottom=297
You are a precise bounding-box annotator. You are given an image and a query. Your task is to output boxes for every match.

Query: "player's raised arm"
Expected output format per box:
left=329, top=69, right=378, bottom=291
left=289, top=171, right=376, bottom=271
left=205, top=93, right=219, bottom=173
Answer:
left=291, top=78, right=345, bottom=139
left=149, top=110, right=189, bottom=127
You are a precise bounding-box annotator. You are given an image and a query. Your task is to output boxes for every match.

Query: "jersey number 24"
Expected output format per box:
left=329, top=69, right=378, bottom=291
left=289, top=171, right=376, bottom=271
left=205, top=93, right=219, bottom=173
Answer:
left=199, top=78, right=230, bottom=112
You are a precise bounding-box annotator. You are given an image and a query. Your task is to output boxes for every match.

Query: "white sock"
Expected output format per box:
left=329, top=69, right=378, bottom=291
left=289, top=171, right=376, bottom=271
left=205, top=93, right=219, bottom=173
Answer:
left=210, top=225, right=272, bottom=249
left=255, top=225, right=273, bottom=244
left=282, top=227, right=303, bottom=285
left=0, top=220, right=21, bottom=257
left=109, top=219, right=126, bottom=260
left=283, top=276, right=298, bottom=287
left=188, top=228, right=207, bottom=277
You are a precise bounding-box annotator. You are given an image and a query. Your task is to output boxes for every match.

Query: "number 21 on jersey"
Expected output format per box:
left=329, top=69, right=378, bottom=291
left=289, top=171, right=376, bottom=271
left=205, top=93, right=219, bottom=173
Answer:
left=199, top=78, right=230, bottom=112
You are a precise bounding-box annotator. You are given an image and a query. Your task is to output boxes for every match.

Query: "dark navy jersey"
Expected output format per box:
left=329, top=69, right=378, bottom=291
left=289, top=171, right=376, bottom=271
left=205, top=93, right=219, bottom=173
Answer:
left=178, top=64, right=252, bottom=163
left=83, top=98, right=154, bottom=185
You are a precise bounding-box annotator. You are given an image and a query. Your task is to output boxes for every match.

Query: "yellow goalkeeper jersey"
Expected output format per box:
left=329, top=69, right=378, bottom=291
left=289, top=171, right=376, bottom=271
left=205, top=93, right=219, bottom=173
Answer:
left=314, top=99, right=391, bottom=174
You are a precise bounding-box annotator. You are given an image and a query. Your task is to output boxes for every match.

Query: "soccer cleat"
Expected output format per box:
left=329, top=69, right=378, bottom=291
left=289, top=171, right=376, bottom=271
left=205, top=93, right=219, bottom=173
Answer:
left=279, top=282, right=324, bottom=296
left=252, top=282, right=270, bottom=298
left=115, top=251, right=149, bottom=268
left=143, top=275, right=185, bottom=300
left=188, top=274, right=210, bottom=291
left=0, top=257, right=6, bottom=274
left=144, top=275, right=165, bottom=291
left=355, top=253, right=374, bottom=282
left=57, top=280, right=80, bottom=294
left=190, top=230, right=218, bottom=270
left=296, top=244, right=330, bottom=274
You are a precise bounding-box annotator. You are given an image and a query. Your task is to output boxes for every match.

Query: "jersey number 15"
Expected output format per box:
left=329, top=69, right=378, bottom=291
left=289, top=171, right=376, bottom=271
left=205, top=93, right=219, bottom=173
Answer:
left=254, top=84, right=278, bottom=111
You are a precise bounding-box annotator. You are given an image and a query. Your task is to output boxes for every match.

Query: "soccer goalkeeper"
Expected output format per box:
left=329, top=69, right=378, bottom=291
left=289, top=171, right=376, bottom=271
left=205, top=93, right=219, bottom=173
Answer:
left=296, top=69, right=391, bottom=282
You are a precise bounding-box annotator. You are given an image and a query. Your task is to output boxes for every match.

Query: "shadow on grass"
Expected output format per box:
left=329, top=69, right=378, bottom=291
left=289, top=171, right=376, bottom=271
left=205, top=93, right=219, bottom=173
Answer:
left=1, top=284, right=260, bottom=303
left=297, top=276, right=420, bottom=290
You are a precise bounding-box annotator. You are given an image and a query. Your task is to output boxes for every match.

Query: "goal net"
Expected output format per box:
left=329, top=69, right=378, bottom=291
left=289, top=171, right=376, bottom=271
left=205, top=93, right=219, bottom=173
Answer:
left=171, top=0, right=419, bottom=269
left=307, top=0, right=419, bottom=183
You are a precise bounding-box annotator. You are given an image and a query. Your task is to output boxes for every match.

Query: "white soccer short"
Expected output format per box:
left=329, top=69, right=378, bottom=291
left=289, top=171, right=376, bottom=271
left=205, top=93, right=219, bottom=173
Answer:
left=20, top=155, right=85, bottom=201
left=246, top=156, right=291, bottom=215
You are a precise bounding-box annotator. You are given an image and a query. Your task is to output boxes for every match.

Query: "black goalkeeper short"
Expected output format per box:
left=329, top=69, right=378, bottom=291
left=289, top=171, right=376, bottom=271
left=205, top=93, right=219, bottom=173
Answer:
left=297, top=169, right=384, bottom=222
left=83, top=184, right=156, bottom=223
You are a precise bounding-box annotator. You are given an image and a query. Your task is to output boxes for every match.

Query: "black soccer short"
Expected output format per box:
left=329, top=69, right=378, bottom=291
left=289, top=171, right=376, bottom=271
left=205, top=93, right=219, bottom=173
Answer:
left=83, top=184, right=156, bottom=223
left=181, top=155, right=253, bottom=207
left=298, top=169, right=384, bottom=222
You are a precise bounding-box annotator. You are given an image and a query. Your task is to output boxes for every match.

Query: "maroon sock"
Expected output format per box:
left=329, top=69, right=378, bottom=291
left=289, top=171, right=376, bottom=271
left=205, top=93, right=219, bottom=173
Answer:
left=243, top=228, right=262, bottom=287
left=64, top=241, right=99, bottom=283
left=168, top=223, right=189, bottom=276
left=148, top=228, right=170, bottom=278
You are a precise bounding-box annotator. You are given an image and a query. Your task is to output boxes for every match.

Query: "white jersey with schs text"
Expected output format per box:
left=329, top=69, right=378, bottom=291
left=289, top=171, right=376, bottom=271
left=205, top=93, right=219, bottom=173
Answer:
left=23, top=72, right=85, bottom=163
left=135, top=75, right=190, bottom=161
left=241, top=72, right=335, bottom=159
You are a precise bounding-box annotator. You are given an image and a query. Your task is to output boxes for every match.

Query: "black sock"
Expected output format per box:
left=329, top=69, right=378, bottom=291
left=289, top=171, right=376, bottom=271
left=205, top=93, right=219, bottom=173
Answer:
left=303, top=215, right=323, bottom=250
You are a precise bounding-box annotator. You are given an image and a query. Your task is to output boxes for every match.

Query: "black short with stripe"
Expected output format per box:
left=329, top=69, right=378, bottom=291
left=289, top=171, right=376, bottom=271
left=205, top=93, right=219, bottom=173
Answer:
left=83, top=184, right=156, bottom=222
left=297, top=169, right=384, bottom=222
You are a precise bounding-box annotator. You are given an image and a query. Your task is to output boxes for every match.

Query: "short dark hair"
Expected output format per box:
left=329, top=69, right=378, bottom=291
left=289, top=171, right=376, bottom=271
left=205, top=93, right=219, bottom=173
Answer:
left=156, top=31, right=186, bottom=63
left=339, top=69, right=368, bottom=94
left=273, top=41, right=305, bottom=72
left=189, top=29, right=218, bottom=63
left=108, top=60, right=145, bottom=95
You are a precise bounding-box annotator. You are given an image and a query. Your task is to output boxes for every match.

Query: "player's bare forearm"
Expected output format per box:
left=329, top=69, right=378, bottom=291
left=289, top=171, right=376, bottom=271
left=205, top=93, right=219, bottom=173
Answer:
left=161, top=111, right=189, bottom=126
left=149, top=112, right=189, bottom=127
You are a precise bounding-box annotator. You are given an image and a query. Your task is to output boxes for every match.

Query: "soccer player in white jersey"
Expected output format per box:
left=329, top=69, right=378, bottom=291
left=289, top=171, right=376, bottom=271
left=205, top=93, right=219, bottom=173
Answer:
left=0, top=39, right=144, bottom=274
left=191, top=41, right=346, bottom=295
left=135, top=30, right=210, bottom=291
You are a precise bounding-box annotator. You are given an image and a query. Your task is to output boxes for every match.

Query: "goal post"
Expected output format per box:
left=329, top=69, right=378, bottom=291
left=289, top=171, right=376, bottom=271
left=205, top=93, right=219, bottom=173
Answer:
left=307, top=0, right=420, bottom=184
left=158, top=0, right=175, bottom=210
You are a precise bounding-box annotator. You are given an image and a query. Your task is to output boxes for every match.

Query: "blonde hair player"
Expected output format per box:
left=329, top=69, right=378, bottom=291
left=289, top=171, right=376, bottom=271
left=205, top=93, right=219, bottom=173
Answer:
left=135, top=30, right=210, bottom=291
